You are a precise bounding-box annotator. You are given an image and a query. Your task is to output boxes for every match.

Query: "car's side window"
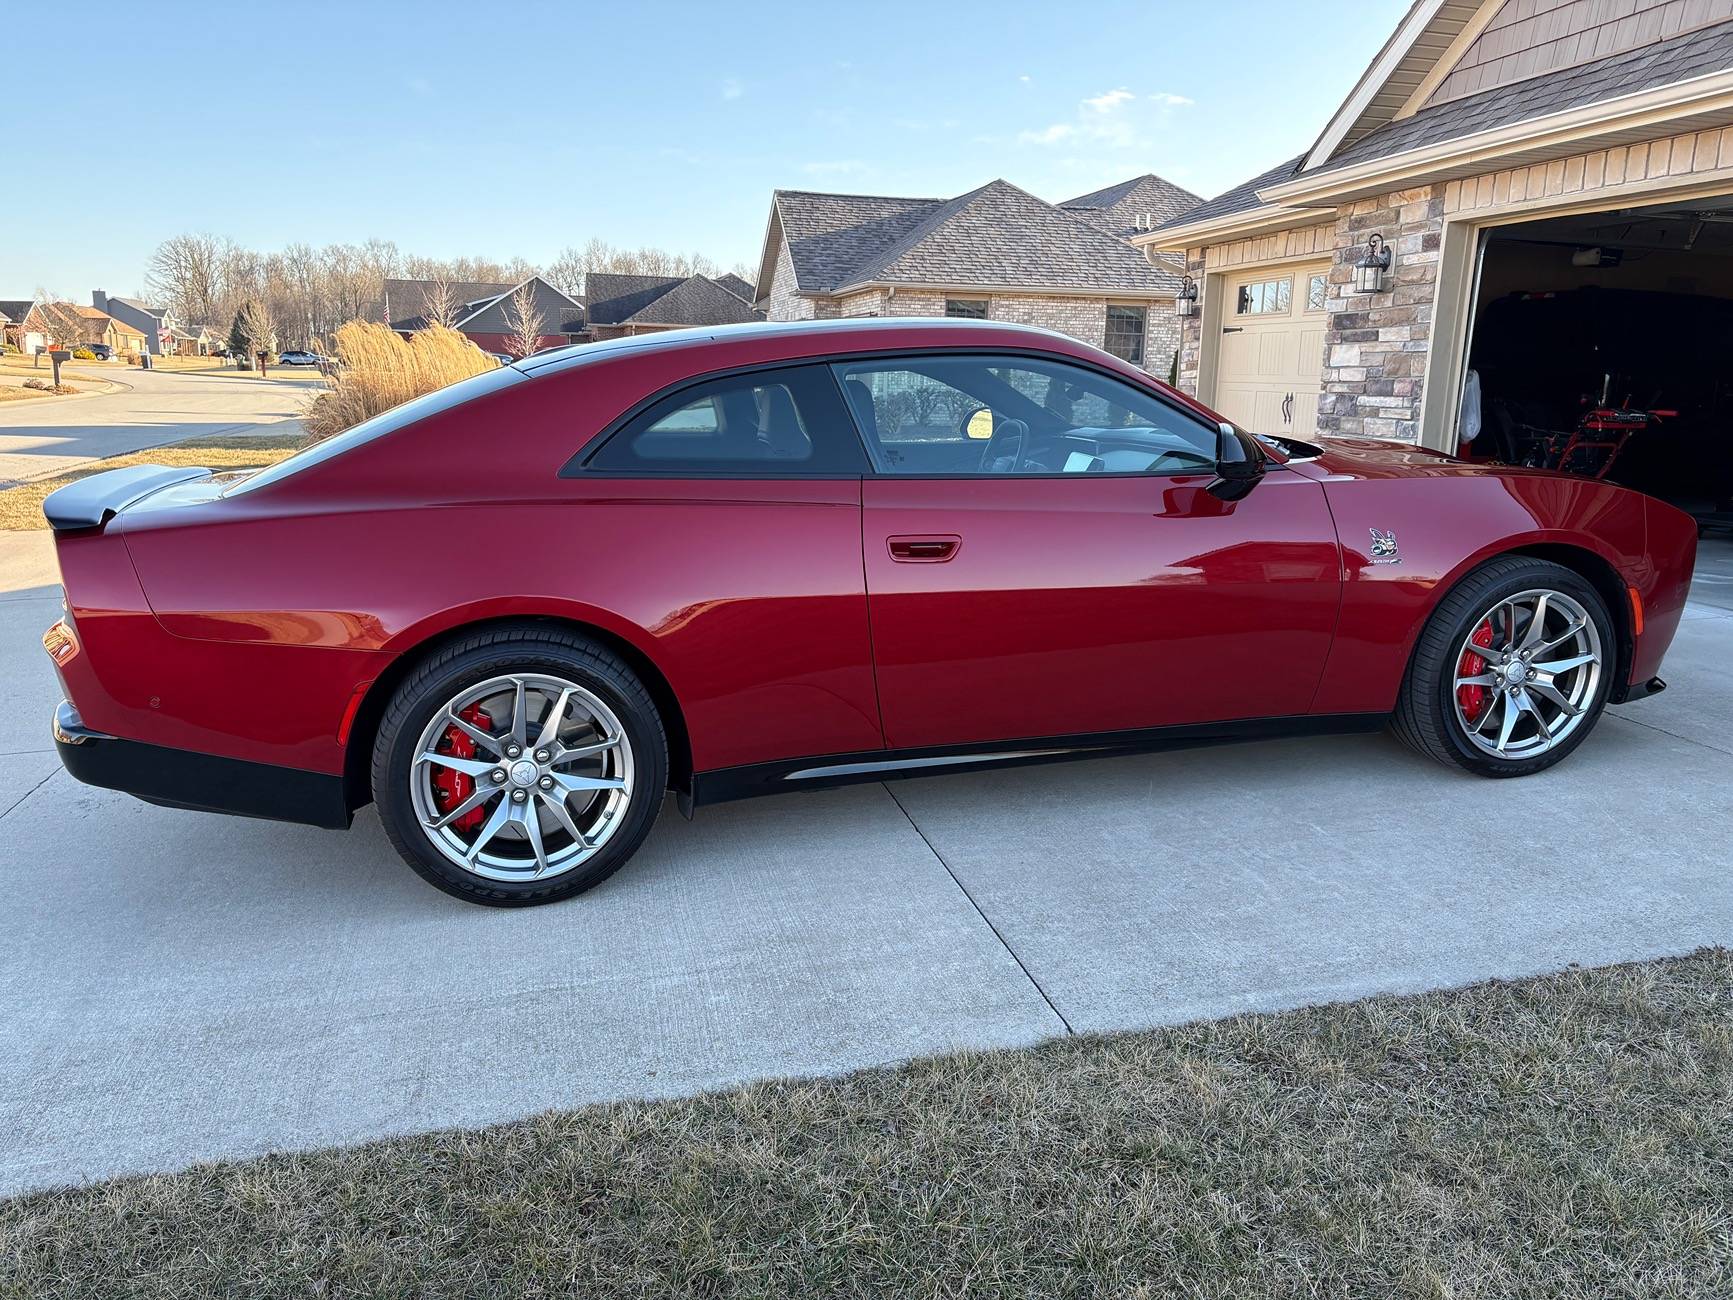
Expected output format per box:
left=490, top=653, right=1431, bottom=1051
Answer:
left=832, top=354, right=1220, bottom=477
left=587, top=364, right=867, bottom=474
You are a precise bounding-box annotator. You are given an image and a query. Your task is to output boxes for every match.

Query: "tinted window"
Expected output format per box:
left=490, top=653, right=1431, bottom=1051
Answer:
left=588, top=364, right=866, bottom=474
left=833, top=354, right=1219, bottom=477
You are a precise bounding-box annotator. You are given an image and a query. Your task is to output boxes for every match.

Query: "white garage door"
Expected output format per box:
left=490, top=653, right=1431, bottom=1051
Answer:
left=1215, top=260, right=1331, bottom=439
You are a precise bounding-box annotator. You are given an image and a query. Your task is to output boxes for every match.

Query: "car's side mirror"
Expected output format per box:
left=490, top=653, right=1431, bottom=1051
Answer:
left=1208, top=422, right=1266, bottom=502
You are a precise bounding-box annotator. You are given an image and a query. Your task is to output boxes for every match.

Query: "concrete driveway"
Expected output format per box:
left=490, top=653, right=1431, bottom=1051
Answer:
left=0, top=364, right=317, bottom=487
left=1, top=528, right=1729, bottom=1197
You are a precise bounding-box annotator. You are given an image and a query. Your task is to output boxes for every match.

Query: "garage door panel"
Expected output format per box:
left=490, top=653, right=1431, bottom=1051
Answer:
left=1217, top=261, right=1331, bottom=438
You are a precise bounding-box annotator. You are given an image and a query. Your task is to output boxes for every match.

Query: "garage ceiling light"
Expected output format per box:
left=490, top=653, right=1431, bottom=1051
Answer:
left=1351, top=233, right=1393, bottom=294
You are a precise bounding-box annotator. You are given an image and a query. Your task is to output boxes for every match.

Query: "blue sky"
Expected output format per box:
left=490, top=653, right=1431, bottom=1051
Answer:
left=15, top=0, right=1411, bottom=296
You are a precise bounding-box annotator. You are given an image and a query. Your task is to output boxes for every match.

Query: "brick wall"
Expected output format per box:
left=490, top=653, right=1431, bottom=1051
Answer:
left=1315, top=186, right=1444, bottom=440
left=764, top=240, right=837, bottom=321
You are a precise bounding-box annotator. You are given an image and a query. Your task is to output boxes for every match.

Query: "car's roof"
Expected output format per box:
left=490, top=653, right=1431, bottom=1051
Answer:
left=511, top=316, right=1078, bottom=378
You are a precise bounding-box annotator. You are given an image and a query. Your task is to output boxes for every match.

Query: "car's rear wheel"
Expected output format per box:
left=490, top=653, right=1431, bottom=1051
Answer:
left=1392, top=556, right=1615, bottom=777
left=372, top=626, right=667, bottom=906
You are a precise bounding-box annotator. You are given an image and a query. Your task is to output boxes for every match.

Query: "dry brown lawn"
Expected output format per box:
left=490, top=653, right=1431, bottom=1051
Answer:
left=1, top=950, right=1727, bottom=1299
left=0, top=431, right=307, bottom=529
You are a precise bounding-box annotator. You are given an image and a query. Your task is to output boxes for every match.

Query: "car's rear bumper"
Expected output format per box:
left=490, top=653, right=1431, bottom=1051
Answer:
left=53, top=699, right=351, bottom=830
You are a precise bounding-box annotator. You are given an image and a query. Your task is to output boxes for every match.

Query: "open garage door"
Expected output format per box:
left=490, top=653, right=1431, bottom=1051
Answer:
left=1216, top=260, right=1331, bottom=439
left=1462, top=197, right=1733, bottom=546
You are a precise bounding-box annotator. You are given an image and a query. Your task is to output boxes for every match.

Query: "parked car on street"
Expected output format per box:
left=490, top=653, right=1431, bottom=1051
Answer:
left=40, top=319, right=1697, bottom=906
left=83, top=343, right=114, bottom=361
left=276, top=350, right=325, bottom=366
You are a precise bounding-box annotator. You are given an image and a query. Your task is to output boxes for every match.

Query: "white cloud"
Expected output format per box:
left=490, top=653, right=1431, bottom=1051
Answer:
left=1018, top=86, right=1193, bottom=152
left=1082, top=87, right=1135, bottom=114
left=720, top=78, right=743, bottom=100
left=1019, top=73, right=1032, bottom=83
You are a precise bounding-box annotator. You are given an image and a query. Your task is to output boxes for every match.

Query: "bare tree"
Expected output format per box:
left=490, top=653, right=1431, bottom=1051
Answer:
left=420, top=277, right=460, bottom=330
left=146, top=234, right=232, bottom=325
left=503, top=281, right=546, bottom=359
left=229, top=299, right=276, bottom=371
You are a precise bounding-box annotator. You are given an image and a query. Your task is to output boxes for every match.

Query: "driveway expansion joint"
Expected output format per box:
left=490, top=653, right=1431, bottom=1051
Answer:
left=883, top=782, right=1075, bottom=1036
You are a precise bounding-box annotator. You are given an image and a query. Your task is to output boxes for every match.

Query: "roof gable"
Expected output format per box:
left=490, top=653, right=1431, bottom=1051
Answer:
left=453, top=276, right=584, bottom=334
left=1304, top=0, right=1494, bottom=170
left=621, top=276, right=766, bottom=326
left=1060, top=173, right=1204, bottom=237
left=714, top=272, right=756, bottom=303
left=841, top=178, right=1173, bottom=293
left=383, top=278, right=516, bottom=330
left=1316, top=18, right=1733, bottom=175
left=769, top=190, right=943, bottom=294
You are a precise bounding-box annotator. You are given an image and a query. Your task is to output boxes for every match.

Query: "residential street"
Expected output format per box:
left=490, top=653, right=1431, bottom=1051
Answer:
left=2, top=523, right=1729, bottom=1197
left=0, top=366, right=316, bottom=487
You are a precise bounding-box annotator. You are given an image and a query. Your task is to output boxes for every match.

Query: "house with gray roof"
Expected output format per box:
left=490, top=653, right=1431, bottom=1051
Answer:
left=385, top=275, right=587, bottom=356
left=1135, top=0, right=1733, bottom=472
left=755, top=174, right=1203, bottom=375
left=585, top=273, right=764, bottom=339
left=92, top=291, right=171, bottom=355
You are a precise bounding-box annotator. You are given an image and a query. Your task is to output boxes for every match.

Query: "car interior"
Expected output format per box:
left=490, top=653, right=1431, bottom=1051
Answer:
left=834, top=357, right=1219, bottom=476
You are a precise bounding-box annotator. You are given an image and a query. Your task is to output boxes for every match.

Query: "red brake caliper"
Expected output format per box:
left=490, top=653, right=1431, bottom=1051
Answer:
left=430, top=704, right=492, bottom=833
left=1457, top=619, right=1496, bottom=723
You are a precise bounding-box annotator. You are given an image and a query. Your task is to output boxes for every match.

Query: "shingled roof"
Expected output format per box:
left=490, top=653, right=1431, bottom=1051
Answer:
left=767, top=178, right=1180, bottom=298
left=1150, top=155, right=1306, bottom=234
left=714, top=272, right=756, bottom=303
left=383, top=278, right=515, bottom=331
left=1318, top=18, right=1733, bottom=175
left=1060, top=173, right=1203, bottom=239
left=586, top=273, right=764, bottom=328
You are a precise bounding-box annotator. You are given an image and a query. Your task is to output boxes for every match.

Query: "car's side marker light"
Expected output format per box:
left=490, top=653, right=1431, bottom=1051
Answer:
left=1627, top=586, right=1644, bottom=637
left=337, top=684, right=371, bottom=744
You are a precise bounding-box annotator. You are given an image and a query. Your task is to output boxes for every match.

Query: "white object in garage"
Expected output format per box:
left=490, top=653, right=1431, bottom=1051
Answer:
left=1216, top=259, right=1331, bottom=439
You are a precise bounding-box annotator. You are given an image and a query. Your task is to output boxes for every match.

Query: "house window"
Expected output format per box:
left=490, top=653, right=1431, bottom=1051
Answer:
left=1305, top=272, right=1329, bottom=312
left=944, top=298, right=989, bottom=320
left=1103, top=305, right=1146, bottom=366
left=1235, top=278, right=1292, bottom=315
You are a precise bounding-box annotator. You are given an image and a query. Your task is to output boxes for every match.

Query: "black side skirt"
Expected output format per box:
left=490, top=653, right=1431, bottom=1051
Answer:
left=54, top=702, right=351, bottom=830
left=689, top=712, right=1388, bottom=807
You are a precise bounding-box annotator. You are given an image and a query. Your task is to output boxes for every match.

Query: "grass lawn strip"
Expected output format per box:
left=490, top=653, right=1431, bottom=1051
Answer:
left=0, top=431, right=306, bottom=530
left=1, top=949, right=1727, bottom=1298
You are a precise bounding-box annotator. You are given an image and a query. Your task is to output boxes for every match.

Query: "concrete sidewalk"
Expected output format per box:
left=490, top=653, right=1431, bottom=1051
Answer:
left=1, top=535, right=1728, bottom=1197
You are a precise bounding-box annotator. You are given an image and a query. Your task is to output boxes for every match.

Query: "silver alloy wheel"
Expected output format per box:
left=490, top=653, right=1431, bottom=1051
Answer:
left=409, top=673, right=634, bottom=882
left=1451, top=588, right=1603, bottom=760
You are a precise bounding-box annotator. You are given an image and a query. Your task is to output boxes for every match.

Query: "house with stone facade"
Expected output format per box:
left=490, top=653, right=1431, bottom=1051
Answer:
left=1136, top=0, right=1733, bottom=525
left=755, top=174, right=1200, bottom=376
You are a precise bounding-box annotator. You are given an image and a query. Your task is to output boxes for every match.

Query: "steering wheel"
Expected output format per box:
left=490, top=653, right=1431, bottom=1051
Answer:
left=979, top=417, right=1029, bottom=474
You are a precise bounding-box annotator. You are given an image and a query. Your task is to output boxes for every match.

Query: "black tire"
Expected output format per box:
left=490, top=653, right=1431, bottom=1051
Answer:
left=372, top=624, right=667, bottom=906
left=1391, top=556, right=1615, bottom=778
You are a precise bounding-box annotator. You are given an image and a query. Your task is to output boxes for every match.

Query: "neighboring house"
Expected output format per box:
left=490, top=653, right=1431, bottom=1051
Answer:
left=169, top=324, right=224, bottom=357
left=755, top=175, right=1200, bottom=376
left=92, top=291, right=172, bottom=355
left=1, top=298, right=43, bottom=353
left=714, top=272, right=757, bottom=303
left=384, top=275, right=587, bottom=354
left=37, top=302, right=147, bottom=355
left=584, top=272, right=765, bottom=340
left=1136, top=0, right=1733, bottom=479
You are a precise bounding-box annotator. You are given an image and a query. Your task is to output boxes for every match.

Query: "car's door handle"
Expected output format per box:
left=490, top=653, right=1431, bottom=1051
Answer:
left=887, top=535, right=961, bottom=563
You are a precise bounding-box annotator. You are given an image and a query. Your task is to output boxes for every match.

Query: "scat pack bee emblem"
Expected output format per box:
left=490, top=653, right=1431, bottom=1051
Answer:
left=1368, top=528, right=1401, bottom=565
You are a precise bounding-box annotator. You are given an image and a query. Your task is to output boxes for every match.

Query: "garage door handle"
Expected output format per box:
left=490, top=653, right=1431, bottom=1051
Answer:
left=1222, top=326, right=1244, bottom=334
left=888, top=535, right=961, bottom=563
left=1282, top=392, right=1293, bottom=424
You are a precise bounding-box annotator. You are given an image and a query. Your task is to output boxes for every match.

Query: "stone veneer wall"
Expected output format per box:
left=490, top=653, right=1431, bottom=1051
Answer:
left=1316, top=185, right=1444, bottom=440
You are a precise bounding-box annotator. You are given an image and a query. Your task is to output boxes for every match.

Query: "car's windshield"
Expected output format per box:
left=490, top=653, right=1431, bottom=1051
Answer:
left=225, top=365, right=524, bottom=496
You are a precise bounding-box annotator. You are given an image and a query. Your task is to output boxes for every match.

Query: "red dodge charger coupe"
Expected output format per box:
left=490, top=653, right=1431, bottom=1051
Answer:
left=42, top=319, right=1696, bottom=905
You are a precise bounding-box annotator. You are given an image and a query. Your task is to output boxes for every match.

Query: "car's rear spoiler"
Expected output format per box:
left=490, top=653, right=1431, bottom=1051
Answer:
left=42, top=465, right=211, bottom=532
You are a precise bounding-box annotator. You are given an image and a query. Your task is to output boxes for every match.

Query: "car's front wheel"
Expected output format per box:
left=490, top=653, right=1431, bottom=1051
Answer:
left=1393, top=556, right=1615, bottom=777
left=372, top=626, right=667, bottom=906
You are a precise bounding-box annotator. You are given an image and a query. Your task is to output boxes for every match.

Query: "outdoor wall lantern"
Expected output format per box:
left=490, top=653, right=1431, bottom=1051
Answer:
left=1175, top=274, right=1199, bottom=318
left=1351, top=233, right=1394, bottom=293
